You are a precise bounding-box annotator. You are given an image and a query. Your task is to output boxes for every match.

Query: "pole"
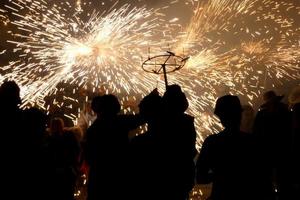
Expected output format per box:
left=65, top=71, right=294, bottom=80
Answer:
left=162, top=54, right=172, bottom=90
left=162, top=64, right=168, bottom=90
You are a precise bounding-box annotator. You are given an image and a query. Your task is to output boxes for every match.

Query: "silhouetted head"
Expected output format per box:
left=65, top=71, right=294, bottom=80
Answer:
left=91, top=94, right=120, bottom=117
left=139, top=89, right=162, bottom=121
left=214, top=95, right=242, bottom=128
left=162, top=84, right=188, bottom=114
left=50, top=117, right=65, bottom=136
left=263, top=90, right=283, bottom=103
left=0, top=81, right=21, bottom=109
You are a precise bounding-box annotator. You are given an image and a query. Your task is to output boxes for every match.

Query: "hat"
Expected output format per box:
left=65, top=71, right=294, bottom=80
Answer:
left=263, top=90, right=284, bottom=103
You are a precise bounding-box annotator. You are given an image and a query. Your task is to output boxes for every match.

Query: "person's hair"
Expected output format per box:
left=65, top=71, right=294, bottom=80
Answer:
left=0, top=80, right=21, bottom=106
left=91, top=94, right=120, bottom=116
left=162, top=84, right=188, bottom=114
left=139, top=89, right=162, bottom=120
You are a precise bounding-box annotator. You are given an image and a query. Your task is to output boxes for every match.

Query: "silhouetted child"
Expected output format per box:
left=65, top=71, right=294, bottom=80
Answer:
left=253, top=90, right=291, bottom=199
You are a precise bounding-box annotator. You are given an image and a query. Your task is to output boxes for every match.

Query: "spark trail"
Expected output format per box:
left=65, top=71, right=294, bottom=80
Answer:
left=0, top=0, right=299, bottom=148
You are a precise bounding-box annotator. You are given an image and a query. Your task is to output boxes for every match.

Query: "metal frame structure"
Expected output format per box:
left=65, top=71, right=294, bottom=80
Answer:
left=142, top=51, right=189, bottom=89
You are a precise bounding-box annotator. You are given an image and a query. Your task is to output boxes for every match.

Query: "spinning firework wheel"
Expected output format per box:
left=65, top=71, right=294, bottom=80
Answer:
left=142, top=51, right=189, bottom=89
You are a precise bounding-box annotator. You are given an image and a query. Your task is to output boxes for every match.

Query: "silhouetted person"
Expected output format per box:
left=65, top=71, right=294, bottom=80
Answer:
left=129, top=89, right=163, bottom=200
left=48, top=117, right=80, bottom=200
left=22, top=107, right=50, bottom=200
left=253, top=90, right=291, bottom=199
left=0, top=81, right=24, bottom=199
left=84, top=94, right=144, bottom=200
left=157, top=84, right=197, bottom=200
left=0, top=81, right=22, bottom=138
left=290, top=103, right=300, bottom=199
left=196, top=95, right=275, bottom=200
left=0, top=80, right=21, bottom=112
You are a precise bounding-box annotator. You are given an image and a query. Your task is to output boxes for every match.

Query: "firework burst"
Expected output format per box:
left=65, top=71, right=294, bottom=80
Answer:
left=0, top=0, right=299, bottom=149
left=0, top=1, right=164, bottom=108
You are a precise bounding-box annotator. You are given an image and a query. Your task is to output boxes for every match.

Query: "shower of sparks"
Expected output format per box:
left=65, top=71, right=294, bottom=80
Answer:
left=175, top=0, right=257, bottom=52
left=166, top=0, right=300, bottom=145
left=0, top=0, right=300, bottom=150
left=241, top=41, right=269, bottom=55
left=0, top=0, right=163, bottom=108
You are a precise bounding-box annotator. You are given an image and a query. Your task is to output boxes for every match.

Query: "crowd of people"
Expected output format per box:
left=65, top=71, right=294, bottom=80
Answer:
left=0, top=80, right=299, bottom=200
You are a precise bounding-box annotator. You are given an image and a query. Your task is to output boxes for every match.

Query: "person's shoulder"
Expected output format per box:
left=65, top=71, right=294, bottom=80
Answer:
left=183, top=113, right=194, bottom=120
left=203, top=133, right=221, bottom=145
left=180, top=114, right=195, bottom=125
left=86, top=120, right=99, bottom=132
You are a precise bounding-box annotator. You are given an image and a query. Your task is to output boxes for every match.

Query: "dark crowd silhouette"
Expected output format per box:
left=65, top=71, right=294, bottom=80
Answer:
left=0, top=80, right=299, bottom=200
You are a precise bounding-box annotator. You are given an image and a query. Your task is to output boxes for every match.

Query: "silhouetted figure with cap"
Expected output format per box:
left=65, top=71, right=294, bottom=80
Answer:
left=196, top=95, right=275, bottom=200
left=253, top=90, right=291, bottom=199
left=84, top=94, right=144, bottom=200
